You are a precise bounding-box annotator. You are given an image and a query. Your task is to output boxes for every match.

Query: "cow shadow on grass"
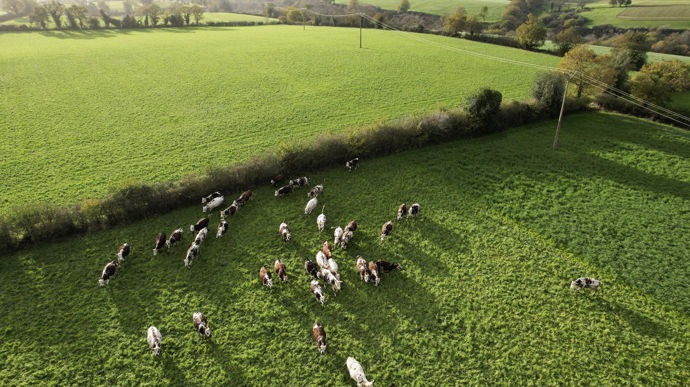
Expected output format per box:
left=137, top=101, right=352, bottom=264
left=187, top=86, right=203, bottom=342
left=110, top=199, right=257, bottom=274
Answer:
left=591, top=298, right=671, bottom=340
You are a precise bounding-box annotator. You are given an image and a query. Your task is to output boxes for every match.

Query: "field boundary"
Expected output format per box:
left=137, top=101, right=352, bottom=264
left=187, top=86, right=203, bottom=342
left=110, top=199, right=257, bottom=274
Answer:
left=0, top=97, right=589, bottom=255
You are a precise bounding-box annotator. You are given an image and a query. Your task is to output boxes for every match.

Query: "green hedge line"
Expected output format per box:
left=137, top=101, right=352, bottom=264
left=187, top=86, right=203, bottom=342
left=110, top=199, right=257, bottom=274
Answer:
left=0, top=97, right=589, bottom=255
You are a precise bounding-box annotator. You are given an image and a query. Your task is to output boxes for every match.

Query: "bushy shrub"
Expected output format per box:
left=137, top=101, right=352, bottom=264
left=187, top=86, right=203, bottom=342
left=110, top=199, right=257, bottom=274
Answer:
left=465, top=88, right=502, bottom=124
left=531, top=72, right=566, bottom=114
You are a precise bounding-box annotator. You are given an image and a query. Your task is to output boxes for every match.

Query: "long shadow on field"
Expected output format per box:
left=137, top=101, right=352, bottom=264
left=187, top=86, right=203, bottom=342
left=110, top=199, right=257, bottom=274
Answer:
left=591, top=298, right=670, bottom=340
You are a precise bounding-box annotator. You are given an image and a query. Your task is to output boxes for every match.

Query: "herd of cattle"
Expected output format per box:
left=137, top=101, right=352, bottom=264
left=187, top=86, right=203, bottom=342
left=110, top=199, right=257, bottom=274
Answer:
left=96, top=156, right=600, bottom=385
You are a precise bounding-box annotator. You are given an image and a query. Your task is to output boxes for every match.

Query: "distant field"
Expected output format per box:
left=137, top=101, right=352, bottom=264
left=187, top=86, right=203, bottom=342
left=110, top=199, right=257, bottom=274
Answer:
left=581, top=4, right=690, bottom=28
left=543, top=40, right=690, bottom=63
left=202, top=12, right=277, bottom=23
left=0, top=112, right=688, bottom=384
left=0, top=25, right=560, bottom=214
left=335, top=0, right=509, bottom=20
left=670, top=91, right=690, bottom=111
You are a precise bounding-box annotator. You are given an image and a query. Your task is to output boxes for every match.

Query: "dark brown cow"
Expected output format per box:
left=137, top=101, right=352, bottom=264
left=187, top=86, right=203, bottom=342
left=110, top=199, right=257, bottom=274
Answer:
left=275, top=185, right=293, bottom=197
left=376, top=260, right=402, bottom=272
left=270, top=174, right=285, bottom=186
left=117, top=243, right=130, bottom=262
left=274, top=259, right=288, bottom=282
left=260, top=266, right=273, bottom=289
left=380, top=221, right=393, bottom=242
left=397, top=204, right=407, bottom=221
left=153, top=233, right=166, bottom=256
left=345, top=220, right=357, bottom=233
left=190, top=217, right=210, bottom=233
left=236, top=190, right=253, bottom=205
left=304, top=259, right=319, bottom=279
left=99, top=260, right=119, bottom=287
left=312, top=321, right=327, bottom=355
left=322, top=241, right=332, bottom=259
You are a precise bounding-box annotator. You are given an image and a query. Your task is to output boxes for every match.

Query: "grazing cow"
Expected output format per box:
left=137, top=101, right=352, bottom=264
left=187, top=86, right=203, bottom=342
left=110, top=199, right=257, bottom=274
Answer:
left=275, top=185, right=293, bottom=197
left=376, top=260, right=402, bottom=272
left=310, top=279, right=325, bottom=305
left=274, top=259, right=288, bottom=282
left=316, top=206, right=326, bottom=232
left=290, top=176, right=309, bottom=188
left=570, top=277, right=601, bottom=295
left=368, top=261, right=380, bottom=286
left=305, top=197, right=318, bottom=215
left=334, top=226, right=343, bottom=246
left=117, top=243, right=130, bottom=262
left=216, top=221, right=228, bottom=238
left=345, top=220, right=358, bottom=233
left=202, top=195, right=224, bottom=213
left=271, top=173, right=285, bottom=186
left=304, top=259, right=319, bottom=279
left=279, top=222, right=291, bottom=242
left=184, top=242, right=200, bottom=268
left=322, top=241, right=333, bottom=259
left=319, top=269, right=341, bottom=292
left=201, top=191, right=221, bottom=204
left=259, top=266, right=273, bottom=289
left=153, top=232, right=166, bottom=256
left=380, top=221, right=393, bottom=242
left=166, top=228, right=183, bottom=250
left=408, top=203, right=420, bottom=217
left=340, top=231, right=353, bottom=250
left=220, top=201, right=238, bottom=218
left=327, top=257, right=340, bottom=280
left=190, top=217, right=210, bottom=233
left=397, top=204, right=407, bottom=221
left=147, top=326, right=162, bottom=356
left=99, top=260, right=119, bottom=287
left=316, top=251, right=329, bottom=271
left=312, top=321, right=327, bottom=355
left=307, top=184, right=323, bottom=199
left=345, top=157, right=359, bottom=171
left=346, top=357, right=373, bottom=387
left=236, top=190, right=253, bottom=205
left=193, top=312, right=212, bottom=338
left=356, top=256, right=369, bottom=283
left=194, top=228, right=208, bottom=245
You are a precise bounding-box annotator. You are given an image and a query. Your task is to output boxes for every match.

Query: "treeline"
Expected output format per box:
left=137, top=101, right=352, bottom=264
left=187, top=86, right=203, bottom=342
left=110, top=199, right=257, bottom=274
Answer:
left=0, top=86, right=590, bottom=255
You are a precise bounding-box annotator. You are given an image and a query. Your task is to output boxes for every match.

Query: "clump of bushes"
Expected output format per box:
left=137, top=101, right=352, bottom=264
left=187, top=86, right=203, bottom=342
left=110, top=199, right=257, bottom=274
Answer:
left=531, top=72, right=566, bottom=114
left=0, top=90, right=589, bottom=255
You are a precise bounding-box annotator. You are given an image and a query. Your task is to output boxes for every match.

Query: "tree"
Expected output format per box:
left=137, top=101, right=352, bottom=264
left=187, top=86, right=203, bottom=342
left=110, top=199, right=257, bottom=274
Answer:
left=286, top=7, right=301, bottom=23
left=87, top=16, right=99, bottom=28
left=558, top=45, right=619, bottom=97
left=553, top=27, right=583, bottom=55
left=515, top=13, right=546, bottom=48
left=2, top=0, right=27, bottom=15
left=29, top=5, right=49, bottom=29
left=443, top=7, right=466, bottom=35
left=44, top=1, right=65, bottom=29
left=181, top=5, right=191, bottom=25
left=637, top=60, right=690, bottom=92
left=397, top=0, right=410, bottom=13
left=65, top=4, right=87, bottom=29
left=465, top=88, right=502, bottom=124
left=464, top=15, right=482, bottom=36
left=531, top=72, right=566, bottom=114
left=611, top=31, right=649, bottom=71
left=479, top=5, right=488, bottom=21
left=190, top=4, right=203, bottom=25
left=265, top=2, right=276, bottom=18
left=147, top=4, right=161, bottom=26
left=631, top=72, right=670, bottom=105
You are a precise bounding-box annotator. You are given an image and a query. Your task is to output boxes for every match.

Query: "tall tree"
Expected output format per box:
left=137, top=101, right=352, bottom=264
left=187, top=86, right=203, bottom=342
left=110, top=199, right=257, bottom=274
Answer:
left=443, top=6, right=466, bottom=35
left=29, top=4, right=49, bottom=28
left=397, top=0, right=410, bottom=13
left=147, top=4, right=161, bottom=26
left=65, top=4, right=87, bottom=29
left=558, top=45, right=619, bottom=97
left=611, top=30, right=649, bottom=71
left=515, top=13, right=546, bottom=48
left=190, top=4, right=203, bottom=24
left=44, top=1, right=65, bottom=29
left=465, top=15, right=482, bottom=36
left=553, top=27, right=583, bottom=55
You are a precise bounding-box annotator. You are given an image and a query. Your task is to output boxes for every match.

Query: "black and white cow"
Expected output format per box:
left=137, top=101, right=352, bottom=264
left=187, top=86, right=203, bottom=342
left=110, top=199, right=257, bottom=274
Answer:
left=408, top=203, right=420, bottom=217
left=275, top=185, right=293, bottom=197
left=117, top=243, right=130, bottom=262
left=345, top=157, right=359, bottom=171
left=99, top=260, right=119, bottom=287
left=307, top=184, right=323, bottom=199
left=310, top=279, right=325, bottom=305
left=304, top=259, right=319, bottom=279
left=376, top=260, right=402, bottom=272
left=166, top=228, right=183, bottom=249
left=201, top=191, right=222, bottom=204
left=312, top=321, right=327, bottom=355
left=220, top=201, right=238, bottom=218
left=570, top=277, right=601, bottom=295
left=216, top=220, right=228, bottom=238
left=190, top=218, right=210, bottom=233
left=153, top=232, right=166, bottom=256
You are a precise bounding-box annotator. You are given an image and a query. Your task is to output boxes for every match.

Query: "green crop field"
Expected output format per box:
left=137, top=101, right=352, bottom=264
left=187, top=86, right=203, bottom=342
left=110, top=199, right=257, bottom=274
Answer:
left=0, top=112, right=688, bottom=384
left=0, top=25, right=560, bottom=215
left=581, top=3, right=690, bottom=28
left=202, top=12, right=277, bottom=23
left=335, top=0, right=509, bottom=21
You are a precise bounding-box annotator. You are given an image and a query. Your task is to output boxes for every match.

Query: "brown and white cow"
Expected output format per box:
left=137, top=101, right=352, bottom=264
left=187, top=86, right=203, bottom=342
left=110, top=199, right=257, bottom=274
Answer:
left=345, top=220, right=358, bottom=233
left=356, top=256, right=369, bottom=283
left=153, top=232, right=166, bottom=256
left=340, top=231, right=353, bottom=250
left=310, top=279, right=325, bottom=305
left=307, top=184, right=323, bottom=199
left=99, top=260, right=119, bottom=287
left=279, top=222, right=291, bottom=242
left=184, top=242, right=200, bottom=268
left=318, top=269, right=342, bottom=292
left=270, top=173, right=285, bottom=186
left=194, top=227, right=208, bottom=245
left=290, top=176, right=309, bottom=188
left=190, top=217, right=210, bottom=233
left=312, top=321, right=327, bottom=355
left=274, top=259, right=288, bottom=282
left=380, top=221, right=393, bottom=242
left=316, top=206, right=326, bottom=232
left=166, top=228, right=183, bottom=250
left=236, top=190, right=253, bottom=205
left=260, top=266, right=273, bottom=289
left=322, top=241, right=333, bottom=259
left=193, top=312, right=212, bottom=338
left=304, top=259, right=319, bottom=279
left=275, top=185, right=293, bottom=197
left=201, top=191, right=222, bottom=204
left=220, top=201, right=238, bottom=219
left=397, top=204, right=407, bottom=221
left=216, top=220, right=228, bottom=238
left=570, top=277, right=601, bottom=295
left=368, top=261, right=380, bottom=286
left=334, top=226, right=344, bottom=246
left=117, top=243, right=130, bottom=262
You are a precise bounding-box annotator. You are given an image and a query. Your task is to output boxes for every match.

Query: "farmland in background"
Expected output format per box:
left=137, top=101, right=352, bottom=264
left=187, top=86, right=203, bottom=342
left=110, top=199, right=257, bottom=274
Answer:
left=335, top=0, right=510, bottom=21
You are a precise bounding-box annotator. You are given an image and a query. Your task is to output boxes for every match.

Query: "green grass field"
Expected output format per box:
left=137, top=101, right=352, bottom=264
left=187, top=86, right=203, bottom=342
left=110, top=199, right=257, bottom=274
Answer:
left=0, top=25, right=560, bottom=215
left=542, top=40, right=690, bottom=63
left=336, top=0, right=509, bottom=21
left=0, top=112, right=688, bottom=384
left=581, top=3, right=690, bottom=28
left=200, top=12, right=277, bottom=23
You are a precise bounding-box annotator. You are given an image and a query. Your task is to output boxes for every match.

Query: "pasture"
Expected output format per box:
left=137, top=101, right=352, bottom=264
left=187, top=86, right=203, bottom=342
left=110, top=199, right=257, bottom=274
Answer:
left=0, top=25, right=560, bottom=214
left=580, top=3, right=690, bottom=28
left=0, top=112, right=688, bottom=385
left=335, top=0, right=510, bottom=21
left=203, top=12, right=277, bottom=23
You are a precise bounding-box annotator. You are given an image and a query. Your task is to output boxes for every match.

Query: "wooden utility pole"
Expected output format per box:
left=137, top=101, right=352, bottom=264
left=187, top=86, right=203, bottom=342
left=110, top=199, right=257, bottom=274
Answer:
left=553, top=73, right=570, bottom=151
left=359, top=14, right=362, bottom=48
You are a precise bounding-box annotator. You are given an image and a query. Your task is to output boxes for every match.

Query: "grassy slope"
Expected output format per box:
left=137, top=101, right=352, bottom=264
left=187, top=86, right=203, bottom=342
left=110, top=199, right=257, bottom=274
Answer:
left=580, top=4, right=690, bottom=28
left=0, top=112, right=688, bottom=385
left=335, top=0, right=509, bottom=21
left=201, top=12, right=277, bottom=23
left=670, top=91, right=690, bottom=111
left=0, top=25, right=559, bottom=214
left=542, top=40, right=690, bottom=63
